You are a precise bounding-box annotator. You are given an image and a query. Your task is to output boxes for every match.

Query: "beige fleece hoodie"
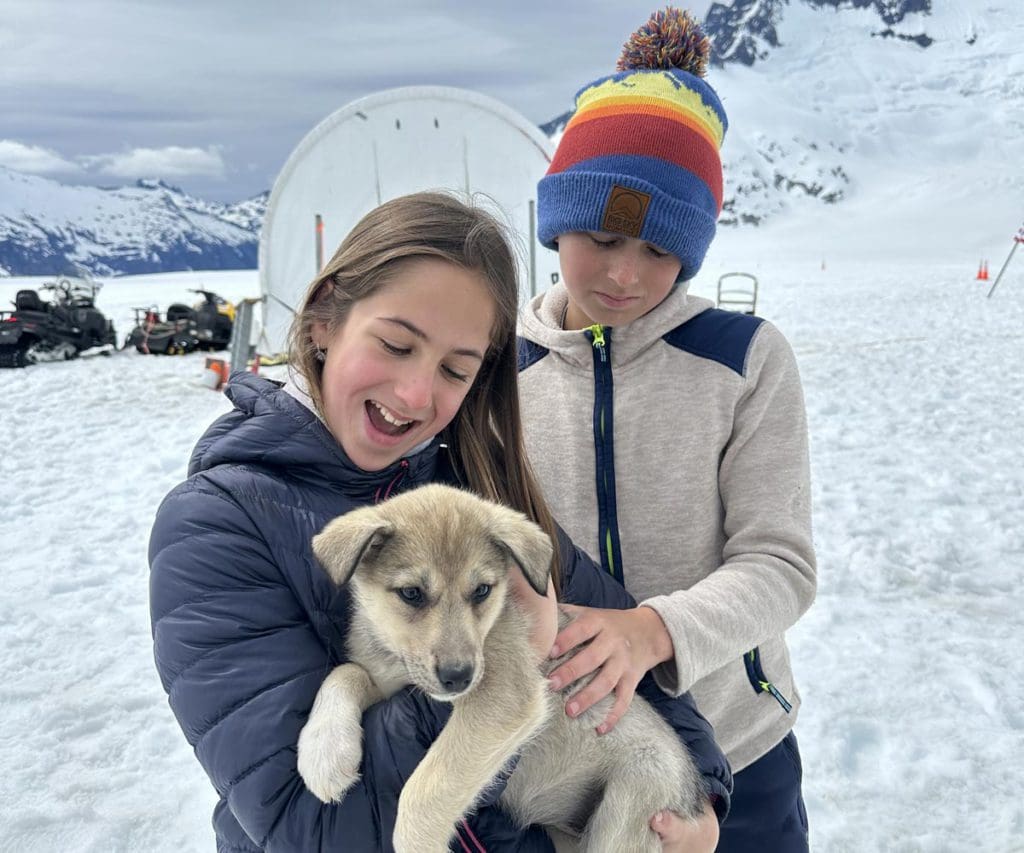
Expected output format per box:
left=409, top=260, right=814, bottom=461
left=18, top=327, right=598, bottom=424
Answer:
left=518, top=282, right=816, bottom=772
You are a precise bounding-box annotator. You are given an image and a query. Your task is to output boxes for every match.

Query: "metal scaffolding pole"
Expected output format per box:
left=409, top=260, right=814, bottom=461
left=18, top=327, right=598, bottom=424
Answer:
left=987, top=221, right=1024, bottom=298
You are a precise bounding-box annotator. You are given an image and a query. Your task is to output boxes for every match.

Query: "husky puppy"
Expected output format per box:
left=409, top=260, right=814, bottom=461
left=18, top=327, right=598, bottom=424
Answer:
left=297, top=484, right=705, bottom=852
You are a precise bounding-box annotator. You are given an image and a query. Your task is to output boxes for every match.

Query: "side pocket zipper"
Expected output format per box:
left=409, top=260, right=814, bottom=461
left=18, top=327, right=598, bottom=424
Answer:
left=743, top=647, right=793, bottom=713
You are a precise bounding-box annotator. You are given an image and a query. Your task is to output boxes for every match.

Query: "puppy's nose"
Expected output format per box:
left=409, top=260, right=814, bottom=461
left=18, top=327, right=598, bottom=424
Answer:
left=436, top=663, right=474, bottom=693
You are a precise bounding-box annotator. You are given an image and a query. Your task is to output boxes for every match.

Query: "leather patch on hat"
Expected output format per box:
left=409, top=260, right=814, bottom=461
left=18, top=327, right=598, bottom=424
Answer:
left=601, top=185, right=651, bottom=238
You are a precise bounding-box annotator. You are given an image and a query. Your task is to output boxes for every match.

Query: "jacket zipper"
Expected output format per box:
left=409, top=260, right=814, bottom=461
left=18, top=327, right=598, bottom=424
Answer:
left=743, top=647, right=793, bottom=713
left=584, top=324, right=624, bottom=584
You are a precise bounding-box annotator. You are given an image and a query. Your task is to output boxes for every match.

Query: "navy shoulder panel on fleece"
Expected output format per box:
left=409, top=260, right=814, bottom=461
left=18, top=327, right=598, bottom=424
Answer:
left=517, top=336, right=549, bottom=372
left=662, top=308, right=765, bottom=376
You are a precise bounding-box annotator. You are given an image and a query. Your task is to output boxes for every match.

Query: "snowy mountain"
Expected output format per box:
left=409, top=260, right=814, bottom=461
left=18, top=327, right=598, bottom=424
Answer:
left=705, top=0, right=934, bottom=68
left=2, top=0, right=1019, bottom=276
left=0, top=167, right=266, bottom=277
left=705, top=0, right=788, bottom=68
left=543, top=0, right=1022, bottom=255
left=709, top=0, right=1022, bottom=254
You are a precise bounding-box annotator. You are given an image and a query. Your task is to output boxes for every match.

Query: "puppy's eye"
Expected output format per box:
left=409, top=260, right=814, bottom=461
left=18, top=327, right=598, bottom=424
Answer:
left=396, top=587, right=425, bottom=607
left=471, top=583, right=492, bottom=604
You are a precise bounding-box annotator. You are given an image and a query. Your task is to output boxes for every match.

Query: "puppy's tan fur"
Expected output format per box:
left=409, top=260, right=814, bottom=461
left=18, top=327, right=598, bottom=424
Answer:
left=297, top=484, right=705, bottom=852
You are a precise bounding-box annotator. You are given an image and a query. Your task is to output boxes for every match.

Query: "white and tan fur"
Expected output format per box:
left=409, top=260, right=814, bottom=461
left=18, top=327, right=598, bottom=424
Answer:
left=297, top=484, right=706, bottom=852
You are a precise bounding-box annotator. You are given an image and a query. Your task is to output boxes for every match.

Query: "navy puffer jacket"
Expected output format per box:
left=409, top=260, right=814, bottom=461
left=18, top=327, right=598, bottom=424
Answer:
left=149, top=373, right=731, bottom=852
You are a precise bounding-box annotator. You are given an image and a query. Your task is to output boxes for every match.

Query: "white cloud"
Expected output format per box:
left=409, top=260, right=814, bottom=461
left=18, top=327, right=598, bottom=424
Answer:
left=0, top=139, right=82, bottom=175
left=80, top=146, right=226, bottom=179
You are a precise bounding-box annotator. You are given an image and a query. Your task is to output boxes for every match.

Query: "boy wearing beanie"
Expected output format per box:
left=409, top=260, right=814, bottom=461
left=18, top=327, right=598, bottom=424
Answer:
left=519, top=9, right=815, bottom=851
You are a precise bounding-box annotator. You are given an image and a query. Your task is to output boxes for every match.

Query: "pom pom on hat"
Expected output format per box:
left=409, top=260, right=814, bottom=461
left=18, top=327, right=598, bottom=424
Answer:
left=617, top=7, right=711, bottom=78
left=537, top=6, right=727, bottom=282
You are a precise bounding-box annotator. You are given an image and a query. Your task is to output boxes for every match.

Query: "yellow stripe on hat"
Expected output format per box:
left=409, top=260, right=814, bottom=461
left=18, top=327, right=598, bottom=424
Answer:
left=575, top=71, right=725, bottom=147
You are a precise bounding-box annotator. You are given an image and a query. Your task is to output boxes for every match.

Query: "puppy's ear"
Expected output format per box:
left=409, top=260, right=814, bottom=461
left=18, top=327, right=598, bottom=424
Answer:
left=312, top=507, right=394, bottom=587
left=487, top=505, right=553, bottom=596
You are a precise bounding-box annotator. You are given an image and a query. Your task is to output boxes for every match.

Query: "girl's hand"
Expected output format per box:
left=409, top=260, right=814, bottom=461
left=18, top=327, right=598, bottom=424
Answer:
left=507, top=567, right=558, bottom=660
left=651, top=801, right=719, bottom=852
left=547, top=604, right=673, bottom=733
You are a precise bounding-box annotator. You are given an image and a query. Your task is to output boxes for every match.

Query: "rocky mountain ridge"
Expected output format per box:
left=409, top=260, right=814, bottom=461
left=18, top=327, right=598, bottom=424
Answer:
left=0, top=168, right=266, bottom=277
left=3, top=0, right=1018, bottom=274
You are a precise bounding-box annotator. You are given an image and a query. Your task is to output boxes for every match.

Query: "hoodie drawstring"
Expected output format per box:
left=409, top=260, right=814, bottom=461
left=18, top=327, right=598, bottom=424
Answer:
left=458, top=820, right=486, bottom=852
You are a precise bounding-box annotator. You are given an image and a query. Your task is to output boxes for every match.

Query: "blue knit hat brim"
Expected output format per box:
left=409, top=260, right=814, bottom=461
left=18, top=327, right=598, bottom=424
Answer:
left=537, top=171, right=717, bottom=281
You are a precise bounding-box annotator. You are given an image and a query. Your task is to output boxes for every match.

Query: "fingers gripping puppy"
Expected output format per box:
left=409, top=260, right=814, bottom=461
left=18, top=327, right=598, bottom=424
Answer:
left=298, top=484, right=705, bottom=852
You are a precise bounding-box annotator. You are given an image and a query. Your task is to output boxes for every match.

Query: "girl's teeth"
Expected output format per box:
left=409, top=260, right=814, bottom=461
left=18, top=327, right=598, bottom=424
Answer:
left=373, top=401, right=412, bottom=426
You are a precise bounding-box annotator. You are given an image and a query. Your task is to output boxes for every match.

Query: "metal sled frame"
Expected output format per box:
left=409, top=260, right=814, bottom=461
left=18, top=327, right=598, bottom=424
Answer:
left=717, top=272, right=758, bottom=315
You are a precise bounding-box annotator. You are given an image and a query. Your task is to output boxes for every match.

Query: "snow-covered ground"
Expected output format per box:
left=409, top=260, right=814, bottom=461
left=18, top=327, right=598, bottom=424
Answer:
left=1, top=254, right=1022, bottom=851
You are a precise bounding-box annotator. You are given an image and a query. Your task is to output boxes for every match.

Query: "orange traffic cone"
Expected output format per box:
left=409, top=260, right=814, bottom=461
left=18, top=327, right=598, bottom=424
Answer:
left=976, top=261, right=985, bottom=280
left=202, top=357, right=227, bottom=390
left=982, top=260, right=989, bottom=280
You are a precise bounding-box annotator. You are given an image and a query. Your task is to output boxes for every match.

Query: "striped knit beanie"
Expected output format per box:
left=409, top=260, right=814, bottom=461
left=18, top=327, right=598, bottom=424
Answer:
left=537, top=7, right=727, bottom=281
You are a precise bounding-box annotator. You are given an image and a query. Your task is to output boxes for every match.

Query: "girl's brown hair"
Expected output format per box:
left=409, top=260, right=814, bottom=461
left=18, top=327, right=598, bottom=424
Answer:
left=288, top=191, right=561, bottom=591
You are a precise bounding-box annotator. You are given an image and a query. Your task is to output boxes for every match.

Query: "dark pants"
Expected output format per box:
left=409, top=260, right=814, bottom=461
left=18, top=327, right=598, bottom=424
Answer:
left=716, top=731, right=809, bottom=853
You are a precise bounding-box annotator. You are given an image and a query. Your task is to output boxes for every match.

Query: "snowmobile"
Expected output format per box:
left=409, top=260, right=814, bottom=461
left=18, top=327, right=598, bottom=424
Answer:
left=0, top=277, right=118, bottom=368
left=126, top=289, right=235, bottom=355
left=125, top=305, right=195, bottom=355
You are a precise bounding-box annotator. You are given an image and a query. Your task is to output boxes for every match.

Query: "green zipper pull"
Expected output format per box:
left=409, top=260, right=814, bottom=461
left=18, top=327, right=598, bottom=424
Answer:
left=759, top=680, right=793, bottom=713
left=746, top=649, right=793, bottom=713
left=588, top=324, right=607, bottom=362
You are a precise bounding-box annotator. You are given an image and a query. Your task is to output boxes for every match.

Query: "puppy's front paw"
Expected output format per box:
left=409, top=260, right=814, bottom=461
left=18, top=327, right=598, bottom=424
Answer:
left=297, top=710, right=364, bottom=803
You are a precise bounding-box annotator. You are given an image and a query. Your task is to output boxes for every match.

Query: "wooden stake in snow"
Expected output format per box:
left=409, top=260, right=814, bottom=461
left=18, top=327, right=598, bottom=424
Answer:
left=315, top=214, right=324, bottom=273
left=987, top=222, right=1024, bottom=298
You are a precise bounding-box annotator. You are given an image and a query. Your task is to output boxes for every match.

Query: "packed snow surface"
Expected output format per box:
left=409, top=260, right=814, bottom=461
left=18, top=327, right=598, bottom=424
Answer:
left=1, top=253, right=1022, bottom=851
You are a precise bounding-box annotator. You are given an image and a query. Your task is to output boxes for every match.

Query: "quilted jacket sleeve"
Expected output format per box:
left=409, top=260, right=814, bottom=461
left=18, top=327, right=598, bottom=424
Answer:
left=149, top=481, right=553, bottom=852
left=556, top=529, right=733, bottom=821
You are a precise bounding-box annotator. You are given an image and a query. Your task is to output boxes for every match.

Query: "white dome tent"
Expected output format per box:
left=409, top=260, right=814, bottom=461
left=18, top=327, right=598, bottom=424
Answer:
left=256, top=86, right=560, bottom=357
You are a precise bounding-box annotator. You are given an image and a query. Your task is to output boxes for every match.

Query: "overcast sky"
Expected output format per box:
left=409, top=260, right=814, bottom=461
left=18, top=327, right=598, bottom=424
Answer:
left=4, top=1, right=713, bottom=202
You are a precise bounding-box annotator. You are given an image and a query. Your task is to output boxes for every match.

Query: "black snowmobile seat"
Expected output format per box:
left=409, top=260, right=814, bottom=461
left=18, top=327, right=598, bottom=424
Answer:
left=15, top=290, right=45, bottom=312
left=166, top=303, right=194, bottom=322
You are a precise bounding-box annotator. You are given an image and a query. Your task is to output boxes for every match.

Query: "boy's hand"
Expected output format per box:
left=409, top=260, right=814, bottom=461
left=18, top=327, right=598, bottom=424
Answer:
left=651, top=801, right=719, bottom=852
left=547, top=604, right=673, bottom=733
